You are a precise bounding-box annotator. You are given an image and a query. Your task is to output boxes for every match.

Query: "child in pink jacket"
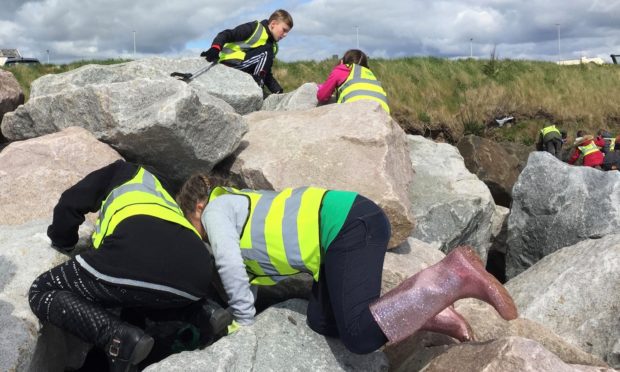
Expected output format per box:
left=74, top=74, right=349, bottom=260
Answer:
left=317, top=49, right=389, bottom=113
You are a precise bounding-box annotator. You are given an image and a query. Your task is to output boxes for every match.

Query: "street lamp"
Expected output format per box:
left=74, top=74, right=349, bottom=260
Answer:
left=555, top=23, right=561, bottom=62
left=46, top=49, right=49, bottom=64
left=469, top=38, right=473, bottom=58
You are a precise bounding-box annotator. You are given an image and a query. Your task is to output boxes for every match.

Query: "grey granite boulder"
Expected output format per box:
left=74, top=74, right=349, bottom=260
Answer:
left=26, top=57, right=262, bottom=115
left=506, top=234, right=620, bottom=368
left=506, top=151, right=620, bottom=278
left=261, top=82, right=319, bottom=111
left=224, top=101, right=415, bottom=247
left=408, top=135, right=496, bottom=262
left=2, top=77, right=247, bottom=185
left=0, top=220, right=93, bottom=372
left=421, top=337, right=614, bottom=372
left=145, top=299, right=389, bottom=372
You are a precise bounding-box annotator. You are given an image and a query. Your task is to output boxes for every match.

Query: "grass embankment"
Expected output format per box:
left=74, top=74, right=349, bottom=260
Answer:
left=4, top=57, right=620, bottom=145
left=274, top=57, right=620, bottom=145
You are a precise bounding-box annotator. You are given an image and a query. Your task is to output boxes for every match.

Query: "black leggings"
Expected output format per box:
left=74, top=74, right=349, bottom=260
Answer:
left=306, top=195, right=390, bottom=354
left=29, top=259, right=194, bottom=346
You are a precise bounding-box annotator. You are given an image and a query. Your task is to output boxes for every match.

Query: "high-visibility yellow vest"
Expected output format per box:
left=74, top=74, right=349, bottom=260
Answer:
left=578, top=142, right=600, bottom=157
left=337, top=64, right=389, bottom=113
left=92, top=167, right=200, bottom=248
left=219, top=21, right=278, bottom=62
left=540, top=125, right=561, bottom=137
left=610, top=138, right=616, bottom=152
left=209, top=186, right=328, bottom=285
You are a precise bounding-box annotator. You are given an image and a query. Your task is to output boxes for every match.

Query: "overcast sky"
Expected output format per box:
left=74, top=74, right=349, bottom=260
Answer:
left=1, top=0, right=619, bottom=64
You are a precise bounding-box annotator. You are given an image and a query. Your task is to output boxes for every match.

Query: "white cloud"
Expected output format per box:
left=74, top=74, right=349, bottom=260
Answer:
left=0, top=0, right=618, bottom=64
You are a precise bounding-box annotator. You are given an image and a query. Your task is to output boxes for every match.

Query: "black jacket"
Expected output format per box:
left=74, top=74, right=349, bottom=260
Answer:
left=212, top=19, right=283, bottom=93
left=47, top=160, right=212, bottom=298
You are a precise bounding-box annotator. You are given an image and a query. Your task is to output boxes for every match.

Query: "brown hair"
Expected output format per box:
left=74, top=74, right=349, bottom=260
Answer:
left=176, top=173, right=211, bottom=217
left=342, top=49, right=369, bottom=68
left=269, top=9, right=293, bottom=28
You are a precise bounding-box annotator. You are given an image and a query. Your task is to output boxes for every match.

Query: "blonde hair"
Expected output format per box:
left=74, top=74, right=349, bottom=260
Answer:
left=176, top=173, right=211, bottom=217
left=269, top=9, right=293, bottom=28
left=342, top=49, right=369, bottom=68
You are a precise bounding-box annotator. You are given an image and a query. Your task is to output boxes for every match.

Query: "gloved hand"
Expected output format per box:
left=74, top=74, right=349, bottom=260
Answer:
left=51, top=241, right=75, bottom=254
left=227, top=320, right=240, bottom=335
left=200, top=45, right=221, bottom=62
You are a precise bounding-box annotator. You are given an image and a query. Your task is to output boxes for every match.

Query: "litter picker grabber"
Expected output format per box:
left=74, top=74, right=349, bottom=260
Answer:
left=170, top=61, right=217, bottom=82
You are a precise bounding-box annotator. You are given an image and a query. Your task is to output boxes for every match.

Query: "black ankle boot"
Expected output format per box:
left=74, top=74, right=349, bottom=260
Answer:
left=106, top=323, right=154, bottom=372
left=187, top=299, right=233, bottom=339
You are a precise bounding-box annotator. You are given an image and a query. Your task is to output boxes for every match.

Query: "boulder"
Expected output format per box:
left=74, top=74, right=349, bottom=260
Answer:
left=0, top=69, right=24, bottom=142
left=261, top=83, right=319, bottom=111
left=0, top=69, right=24, bottom=120
left=222, top=101, right=415, bottom=247
left=506, top=234, right=620, bottom=368
left=457, top=135, right=529, bottom=207
left=0, top=127, right=122, bottom=225
left=0, top=220, right=93, bottom=372
left=27, top=57, right=263, bottom=115
left=2, top=77, right=247, bottom=185
left=408, top=135, right=496, bottom=262
left=490, top=205, right=510, bottom=254
left=381, top=237, right=445, bottom=294
left=505, top=152, right=620, bottom=278
left=144, top=299, right=389, bottom=372
left=421, top=337, right=614, bottom=372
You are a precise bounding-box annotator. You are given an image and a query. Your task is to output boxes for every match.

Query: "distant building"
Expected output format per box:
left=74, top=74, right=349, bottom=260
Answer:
left=0, top=49, right=21, bottom=58
left=557, top=56, right=605, bottom=65
left=0, top=48, right=40, bottom=66
left=0, top=49, right=21, bottom=65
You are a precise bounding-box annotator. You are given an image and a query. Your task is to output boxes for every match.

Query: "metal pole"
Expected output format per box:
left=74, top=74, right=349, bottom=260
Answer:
left=133, top=30, right=136, bottom=57
left=470, top=38, right=473, bottom=58
left=46, top=49, right=49, bottom=64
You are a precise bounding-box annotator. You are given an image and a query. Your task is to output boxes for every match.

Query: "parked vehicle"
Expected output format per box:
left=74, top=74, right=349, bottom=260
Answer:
left=3, top=57, right=41, bottom=66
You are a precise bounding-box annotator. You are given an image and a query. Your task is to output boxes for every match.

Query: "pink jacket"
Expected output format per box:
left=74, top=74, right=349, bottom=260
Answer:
left=317, top=63, right=351, bottom=103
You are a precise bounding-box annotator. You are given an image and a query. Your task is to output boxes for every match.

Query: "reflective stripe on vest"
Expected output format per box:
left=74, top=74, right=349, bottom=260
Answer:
left=337, top=64, right=390, bottom=113
left=92, top=167, right=200, bottom=248
left=610, top=138, right=616, bottom=152
left=540, top=125, right=561, bottom=137
left=578, top=142, right=600, bottom=157
left=209, top=186, right=328, bottom=285
left=219, top=21, right=278, bottom=62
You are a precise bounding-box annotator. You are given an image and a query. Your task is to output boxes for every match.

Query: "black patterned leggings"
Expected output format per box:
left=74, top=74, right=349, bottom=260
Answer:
left=29, top=258, right=193, bottom=346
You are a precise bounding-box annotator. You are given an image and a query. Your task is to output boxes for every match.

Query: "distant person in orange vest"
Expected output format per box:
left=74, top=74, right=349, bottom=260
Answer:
left=316, top=49, right=390, bottom=114
left=200, top=9, right=293, bottom=94
left=536, top=124, right=563, bottom=158
left=568, top=135, right=604, bottom=168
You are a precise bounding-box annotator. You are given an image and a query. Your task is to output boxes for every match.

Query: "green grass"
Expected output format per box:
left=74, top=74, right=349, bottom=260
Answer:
left=4, top=57, right=620, bottom=144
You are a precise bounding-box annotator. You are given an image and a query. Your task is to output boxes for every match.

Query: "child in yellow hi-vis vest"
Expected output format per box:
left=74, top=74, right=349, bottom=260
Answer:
left=200, top=9, right=292, bottom=94
left=177, top=174, right=518, bottom=354
left=317, top=49, right=390, bottom=114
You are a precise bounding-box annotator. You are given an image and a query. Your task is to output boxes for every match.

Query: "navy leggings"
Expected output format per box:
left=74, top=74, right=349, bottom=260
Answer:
left=306, top=195, right=390, bottom=354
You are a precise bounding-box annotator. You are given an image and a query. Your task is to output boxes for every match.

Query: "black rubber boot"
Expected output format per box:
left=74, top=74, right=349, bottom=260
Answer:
left=105, top=323, right=154, bottom=372
left=43, top=290, right=154, bottom=372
